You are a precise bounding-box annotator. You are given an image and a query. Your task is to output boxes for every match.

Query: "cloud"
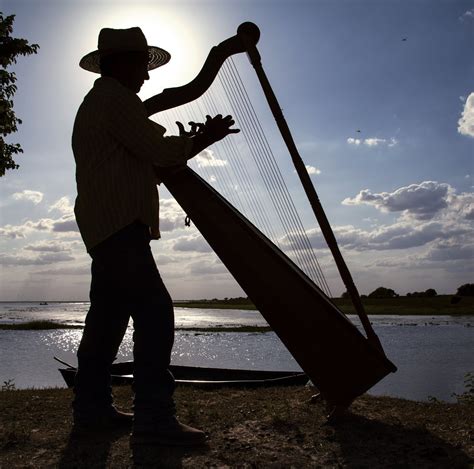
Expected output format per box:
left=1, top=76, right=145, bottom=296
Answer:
left=154, top=254, right=179, bottom=265
left=280, top=181, right=473, bottom=256
left=295, top=165, right=321, bottom=175
left=49, top=196, right=74, bottom=214
left=11, top=190, right=44, bottom=204
left=458, top=92, right=474, bottom=138
left=0, top=214, right=79, bottom=239
left=342, top=181, right=453, bottom=220
left=0, top=251, right=75, bottom=266
left=195, top=149, right=227, bottom=167
left=159, top=198, right=186, bottom=232
left=173, top=234, right=212, bottom=253
left=347, top=137, right=397, bottom=147
left=24, top=241, right=69, bottom=253
left=52, top=216, right=79, bottom=233
left=459, top=8, right=474, bottom=21
left=283, top=220, right=469, bottom=253
left=188, top=259, right=228, bottom=275
left=34, top=265, right=90, bottom=275
left=0, top=225, right=28, bottom=239
left=425, top=242, right=474, bottom=262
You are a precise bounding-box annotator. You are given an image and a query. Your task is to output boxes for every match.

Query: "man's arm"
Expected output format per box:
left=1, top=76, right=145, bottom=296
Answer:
left=153, top=114, right=239, bottom=181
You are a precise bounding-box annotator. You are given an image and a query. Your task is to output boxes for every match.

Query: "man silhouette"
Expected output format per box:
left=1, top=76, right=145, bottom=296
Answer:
left=72, top=26, right=238, bottom=445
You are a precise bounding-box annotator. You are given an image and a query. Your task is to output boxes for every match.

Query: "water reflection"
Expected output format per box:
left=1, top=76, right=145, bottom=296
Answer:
left=0, top=302, right=472, bottom=402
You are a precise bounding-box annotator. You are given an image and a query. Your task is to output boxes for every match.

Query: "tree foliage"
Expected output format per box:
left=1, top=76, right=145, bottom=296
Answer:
left=456, top=283, right=474, bottom=296
left=368, top=287, right=399, bottom=299
left=0, top=12, right=39, bottom=177
left=406, top=288, right=437, bottom=298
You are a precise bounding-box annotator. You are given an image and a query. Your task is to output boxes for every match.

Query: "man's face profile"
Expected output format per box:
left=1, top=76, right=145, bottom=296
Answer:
left=101, top=51, right=150, bottom=93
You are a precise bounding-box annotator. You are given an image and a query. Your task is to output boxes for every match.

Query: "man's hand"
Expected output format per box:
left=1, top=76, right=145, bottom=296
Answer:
left=176, top=115, right=239, bottom=142
left=203, top=114, right=240, bottom=143
left=184, top=114, right=240, bottom=158
left=176, top=121, right=205, bottom=137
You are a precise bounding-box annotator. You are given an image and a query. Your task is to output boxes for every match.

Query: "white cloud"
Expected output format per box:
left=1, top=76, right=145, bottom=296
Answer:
left=11, top=190, right=44, bottom=204
left=347, top=138, right=361, bottom=145
left=458, top=92, right=474, bottom=137
left=347, top=137, right=398, bottom=147
left=195, top=149, right=228, bottom=167
left=49, top=196, right=74, bottom=214
left=342, top=181, right=454, bottom=220
left=0, top=214, right=79, bottom=239
left=459, top=8, right=474, bottom=21
left=281, top=181, right=473, bottom=258
left=364, top=138, right=385, bottom=147
left=24, top=241, right=68, bottom=253
left=295, top=165, right=321, bottom=175
left=159, top=198, right=186, bottom=232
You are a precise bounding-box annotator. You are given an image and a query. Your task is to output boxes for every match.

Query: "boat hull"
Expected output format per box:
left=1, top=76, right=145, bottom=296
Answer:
left=58, top=362, right=308, bottom=389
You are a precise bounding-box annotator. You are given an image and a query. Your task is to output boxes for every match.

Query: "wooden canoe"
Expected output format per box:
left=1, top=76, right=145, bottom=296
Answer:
left=56, top=358, right=308, bottom=389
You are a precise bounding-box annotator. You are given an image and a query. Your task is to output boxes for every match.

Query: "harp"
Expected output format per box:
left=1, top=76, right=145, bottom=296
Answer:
left=145, top=23, right=396, bottom=413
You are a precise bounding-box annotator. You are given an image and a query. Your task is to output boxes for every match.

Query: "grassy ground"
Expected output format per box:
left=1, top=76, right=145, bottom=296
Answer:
left=0, top=386, right=472, bottom=468
left=0, top=321, right=83, bottom=330
left=174, top=295, right=474, bottom=315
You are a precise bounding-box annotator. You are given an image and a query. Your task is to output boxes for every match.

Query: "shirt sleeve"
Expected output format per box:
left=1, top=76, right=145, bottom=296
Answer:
left=106, top=89, right=193, bottom=167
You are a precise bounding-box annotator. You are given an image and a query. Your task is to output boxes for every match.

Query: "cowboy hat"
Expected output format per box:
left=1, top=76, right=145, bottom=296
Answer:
left=79, top=27, right=171, bottom=73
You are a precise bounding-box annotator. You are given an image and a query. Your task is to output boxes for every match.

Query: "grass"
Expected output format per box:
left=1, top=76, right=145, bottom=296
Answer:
left=175, top=295, right=474, bottom=315
left=0, top=386, right=472, bottom=467
left=0, top=321, right=82, bottom=330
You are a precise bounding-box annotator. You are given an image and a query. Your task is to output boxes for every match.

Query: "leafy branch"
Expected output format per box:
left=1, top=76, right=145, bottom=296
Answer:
left=0, top=12, right=39, bottom=177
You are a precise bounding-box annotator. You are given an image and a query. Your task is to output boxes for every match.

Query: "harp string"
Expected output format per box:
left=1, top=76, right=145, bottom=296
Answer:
left=152, top=60, right=332, bottom=296
left=200, top=85, right=281, bottom=244
left=222, top=58, right=332, bottom=296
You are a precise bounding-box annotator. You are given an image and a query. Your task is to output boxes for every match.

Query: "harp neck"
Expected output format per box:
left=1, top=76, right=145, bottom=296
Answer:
left=144, top=22, right=260, bottom=117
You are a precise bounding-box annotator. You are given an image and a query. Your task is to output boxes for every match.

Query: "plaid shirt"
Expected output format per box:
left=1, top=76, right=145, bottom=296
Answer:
left=72, top=77, right=192, bottom=251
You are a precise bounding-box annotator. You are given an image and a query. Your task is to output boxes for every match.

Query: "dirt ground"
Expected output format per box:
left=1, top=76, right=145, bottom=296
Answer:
left=0, top=386, right=472, bottom=468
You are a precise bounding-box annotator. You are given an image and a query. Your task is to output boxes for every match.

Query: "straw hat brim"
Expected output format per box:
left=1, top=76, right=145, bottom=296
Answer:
left=79, top=46, right=171, bottom=73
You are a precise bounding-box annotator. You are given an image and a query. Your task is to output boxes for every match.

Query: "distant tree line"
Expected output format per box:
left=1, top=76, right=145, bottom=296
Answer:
left=194, top=297, right=254, bottom=305
left=340, top=283, right=474, bottom=299
left=406, top=289, right=437, bottom=298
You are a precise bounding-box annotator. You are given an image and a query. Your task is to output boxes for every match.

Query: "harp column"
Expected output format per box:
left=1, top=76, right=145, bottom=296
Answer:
left=237, top=22, right=385, bottom=354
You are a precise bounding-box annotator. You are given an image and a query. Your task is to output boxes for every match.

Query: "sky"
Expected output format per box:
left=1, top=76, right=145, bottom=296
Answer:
left=0, top=0, right=473, bottom=301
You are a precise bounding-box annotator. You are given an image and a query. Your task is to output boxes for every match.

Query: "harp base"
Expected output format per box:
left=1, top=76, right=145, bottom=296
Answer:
left=310, top=392, right=353, bottom=423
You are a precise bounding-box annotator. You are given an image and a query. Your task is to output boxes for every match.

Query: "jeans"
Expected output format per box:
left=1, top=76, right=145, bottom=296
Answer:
left=73, top=222, right=176, bottom=418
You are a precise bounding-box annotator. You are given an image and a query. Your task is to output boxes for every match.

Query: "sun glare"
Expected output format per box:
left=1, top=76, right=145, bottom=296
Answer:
left=65, top=3, right=215, bottom=100
left=94, top=5, right=205, bottom=92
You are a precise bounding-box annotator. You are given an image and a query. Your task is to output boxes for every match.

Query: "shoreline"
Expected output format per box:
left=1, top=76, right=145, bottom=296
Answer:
left=1, top=386, right=472, bottom=467
left=2, top=295, right=473, bottom=316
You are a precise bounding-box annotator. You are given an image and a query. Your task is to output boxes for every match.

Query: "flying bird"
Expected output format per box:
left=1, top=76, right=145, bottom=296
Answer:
left=402, top=37, right=407, bottom=41
left=356, top=129, right=361, bottom=133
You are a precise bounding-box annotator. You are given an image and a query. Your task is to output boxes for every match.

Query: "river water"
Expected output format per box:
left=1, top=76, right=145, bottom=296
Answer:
left=0, top=302, right=472, bottom=402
